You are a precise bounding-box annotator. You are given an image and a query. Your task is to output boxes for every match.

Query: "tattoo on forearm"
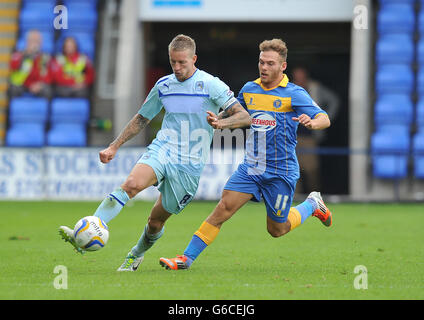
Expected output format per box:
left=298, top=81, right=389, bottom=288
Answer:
left=219, top=103, right=251, bottom=129
left=111, top=114, right=150, bottom=147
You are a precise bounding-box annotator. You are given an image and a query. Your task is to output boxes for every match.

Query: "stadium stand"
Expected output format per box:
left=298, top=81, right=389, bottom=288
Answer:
left=373, top=0, right=423, bottom=179
left=413, top=132, right=424, bottom=178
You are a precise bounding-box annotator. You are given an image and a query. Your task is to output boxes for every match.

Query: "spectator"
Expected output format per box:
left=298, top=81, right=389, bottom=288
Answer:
left=292, top=66, right=340, bottom=194
left=9, top=30, right=53, bottom=98
left=52, top=37, right=95, bottom=98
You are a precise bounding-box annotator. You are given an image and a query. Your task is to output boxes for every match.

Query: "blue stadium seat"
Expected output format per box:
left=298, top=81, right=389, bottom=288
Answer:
left=371, top=131, right=410, bottom=178
left=6, top=123, right=45, bottom=147
left=50, top=98, right=90, bottom=124
left=375, top=64, right=414, bottom=94
left=418, top=70, right=424, bottom=96
left=65, top=3, right=98, bottom=32
left=16, top=31, right=54, bottom=54
left=419, top=10, right=424, bottom=34
left=374, top=94, right=413, bottom=128
left=377, top=4, right=416, bottom=35
left=375, top=34, right=414, bottom=65
left=417, top=98, right=424, bottom=129
left=413, top=132, right=424, bottom=178
left=63, top=0, right=98, bottom=9
left=378, top=0, right=415, bottom=5
left=418, top=40, right=424, bottom=66
left=55, top=32, right=96, bottom=60
left=47, top=123, right=86, bottom=146
left=19, top=2, right=56, bottom=31
left=8, top=97, right=49, bottom=124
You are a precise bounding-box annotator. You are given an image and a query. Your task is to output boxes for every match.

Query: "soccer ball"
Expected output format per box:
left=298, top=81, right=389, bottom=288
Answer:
left=73, top=216, right=109, bottom=251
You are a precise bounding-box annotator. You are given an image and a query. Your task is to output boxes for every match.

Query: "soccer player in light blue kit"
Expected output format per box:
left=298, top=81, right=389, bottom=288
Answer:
left=59, top=34, right=251, bottom=270
left=160, top=39, right=333, bottom=270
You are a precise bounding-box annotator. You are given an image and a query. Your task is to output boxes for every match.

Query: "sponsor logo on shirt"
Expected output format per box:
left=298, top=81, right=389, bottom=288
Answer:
left=250, top=112, right=277, bottom=132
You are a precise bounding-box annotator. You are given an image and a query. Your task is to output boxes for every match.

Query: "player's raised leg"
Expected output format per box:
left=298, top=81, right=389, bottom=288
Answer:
left=59, top=163, right=158, bottom=253
left=117, top=194, right=171, bottom=271
left=159, top=190, right=252, bottom=270
left=266, top=191, right=332, bottom=237
left=94, top=164, right=158, bottom=223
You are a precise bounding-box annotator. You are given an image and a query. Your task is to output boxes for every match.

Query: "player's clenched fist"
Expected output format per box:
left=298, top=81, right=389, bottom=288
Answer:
left=99, top=146, right=118, bottom=164
left=292, top=114, right=313, bottom=129
left=206, top=111, right=222, bottom=129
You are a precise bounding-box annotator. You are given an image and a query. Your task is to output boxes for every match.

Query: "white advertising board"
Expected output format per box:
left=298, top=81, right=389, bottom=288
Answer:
left=140, top=0, right=354, bottom=22
left=0, top=148, right=243, bottom=201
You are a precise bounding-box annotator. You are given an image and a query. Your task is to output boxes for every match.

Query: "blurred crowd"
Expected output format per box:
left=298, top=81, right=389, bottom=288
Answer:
left=8, top=29, right=95, bottom=100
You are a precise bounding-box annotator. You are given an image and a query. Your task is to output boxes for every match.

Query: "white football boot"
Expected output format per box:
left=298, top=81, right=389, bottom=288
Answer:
left=59, top=226, right=86, bottom=254
left=117, top=252, right=144, bottom=272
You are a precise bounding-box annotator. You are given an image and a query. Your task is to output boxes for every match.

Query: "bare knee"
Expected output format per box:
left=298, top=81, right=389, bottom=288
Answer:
left=267, top=222, right=290, bottom=238
left=121, top=175, right=144, bottom=198
left=206, top=199, right=234, bottom=228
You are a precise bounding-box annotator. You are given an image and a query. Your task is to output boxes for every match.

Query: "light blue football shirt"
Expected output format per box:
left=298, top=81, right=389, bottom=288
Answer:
left=138, top=69, right=236, bottom=176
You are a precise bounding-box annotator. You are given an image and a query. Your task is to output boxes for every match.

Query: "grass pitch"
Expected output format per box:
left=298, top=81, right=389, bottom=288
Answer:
left=0, top=200, right=423, bottom=300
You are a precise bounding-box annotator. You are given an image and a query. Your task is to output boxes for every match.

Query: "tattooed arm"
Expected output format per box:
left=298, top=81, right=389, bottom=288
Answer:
left=99, top=114, right=150, bottom=164
left=207, top=103, right=251, bottom=129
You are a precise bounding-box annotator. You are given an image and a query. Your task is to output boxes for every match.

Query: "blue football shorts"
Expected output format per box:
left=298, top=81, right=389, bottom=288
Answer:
left=137, top=148, right=200, bottom=214
left=224, top=163, right=297, bottom=223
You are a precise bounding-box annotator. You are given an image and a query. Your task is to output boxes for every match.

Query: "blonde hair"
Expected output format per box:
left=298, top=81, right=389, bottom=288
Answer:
left=168, top=34, right=196, bottom=56
left=259, top=39, right=288, bottom=62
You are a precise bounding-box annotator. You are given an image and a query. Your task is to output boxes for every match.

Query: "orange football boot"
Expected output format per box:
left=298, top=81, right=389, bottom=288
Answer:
left=159, top=255, right=190, bottom=270
left=308, top=191, right=332, bottom=227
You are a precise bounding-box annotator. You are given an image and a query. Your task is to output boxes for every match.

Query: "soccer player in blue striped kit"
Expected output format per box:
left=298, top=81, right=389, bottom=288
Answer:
left=160, top=39, right=333, bottom=270
left=59, top=34, right=251, bottom=270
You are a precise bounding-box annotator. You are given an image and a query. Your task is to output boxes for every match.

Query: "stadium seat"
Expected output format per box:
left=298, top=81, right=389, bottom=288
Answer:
left=377, top=4, right=416, bottom=35
left=50, top=98, right=90, bottom=124
left=19, top=2, right=56, bottom=31
left=8, top=97, right=49, bottom=124
left=418, top=70, right=424, bottom=96
left=6, top=123, right=45, bottom=147
left=417, top=98, right=424, bottom=129
left=378, top=0, right=415, bottom=5
left=374, top=94, right=413, bottom=128
left=47, top=123, right=87, bottom=147
left=375, top=34, right=414, bottom=65
left=375, top=64, right=414, bottom=94
left=413, top=132, right=424, bottom=178
left=418, top=40, right=424, bottom=66
left=371, top=131, right=410, bottom=178
left=65, top=3, right=98, bottom=32
left=419, top=10, right=424, bottom=34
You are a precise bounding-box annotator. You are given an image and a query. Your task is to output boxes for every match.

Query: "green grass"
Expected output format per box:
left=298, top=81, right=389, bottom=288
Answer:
left=0, top=200, right=423, bottom=300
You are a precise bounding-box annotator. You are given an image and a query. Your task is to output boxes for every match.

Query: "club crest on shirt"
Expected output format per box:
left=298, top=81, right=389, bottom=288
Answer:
left=273, top=99, right=282, bottom=108
left=195, top=81, right=204, bottom=92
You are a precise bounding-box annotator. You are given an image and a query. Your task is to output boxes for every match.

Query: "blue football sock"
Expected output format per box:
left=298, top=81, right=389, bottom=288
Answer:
left=93, top=188, right=130, bottom=224
left=131, top=224, right=165, bottom=257
left=183, top=235, right=208, bottom=267
left=294, top=198, right=317, bottom=224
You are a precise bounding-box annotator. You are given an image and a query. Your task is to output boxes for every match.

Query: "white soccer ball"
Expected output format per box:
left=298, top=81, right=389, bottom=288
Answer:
left=73, top=216, right=109, bottom=251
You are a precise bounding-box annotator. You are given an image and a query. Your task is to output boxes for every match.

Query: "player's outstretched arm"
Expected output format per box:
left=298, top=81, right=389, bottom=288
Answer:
left=99, top=114, right=150, bottom=163
left=207, top=103, right=251, bottom=129
left=292, top=113, right=330, bottom=131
